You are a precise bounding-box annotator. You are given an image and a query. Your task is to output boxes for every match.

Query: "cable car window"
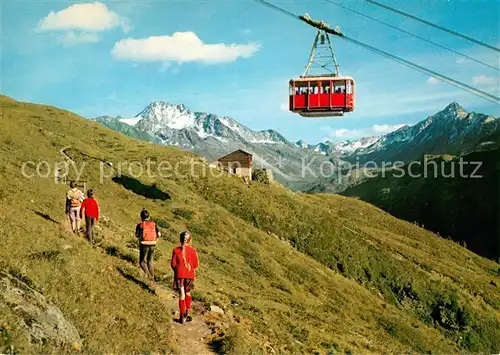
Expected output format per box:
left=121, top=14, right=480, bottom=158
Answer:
left=309, top=81, right=319, bottom=94
left=321, top=81, right=331, bottom=94
left=293, top=82, right=308, bottom=95
left=334, top=81, right=346, bottom=94
left=346, top=81, right=352, bottom=94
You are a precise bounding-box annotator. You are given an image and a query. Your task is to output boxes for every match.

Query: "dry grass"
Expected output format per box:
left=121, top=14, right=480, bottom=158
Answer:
left=0, top=95, right=499, bottom=353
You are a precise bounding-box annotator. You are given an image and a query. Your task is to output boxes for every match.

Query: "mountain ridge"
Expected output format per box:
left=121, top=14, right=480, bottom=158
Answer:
left=93, top=101, right=336, bottom=189
left=93, top=101, right=499, bottom=192
left=93, top=101, right=498, bottom=159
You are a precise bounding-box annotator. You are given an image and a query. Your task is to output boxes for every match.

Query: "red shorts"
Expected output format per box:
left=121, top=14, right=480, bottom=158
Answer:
left=173, top=278, right=194, bottom=293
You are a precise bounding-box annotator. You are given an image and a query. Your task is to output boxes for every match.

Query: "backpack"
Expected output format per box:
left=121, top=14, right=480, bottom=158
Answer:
left=141, top=221, right=158, bottom=242
left=68, top=190, right=83, bottom=208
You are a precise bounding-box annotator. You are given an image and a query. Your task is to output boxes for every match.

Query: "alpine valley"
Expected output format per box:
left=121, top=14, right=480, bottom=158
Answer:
left=93, top=102, right=499, bottom=192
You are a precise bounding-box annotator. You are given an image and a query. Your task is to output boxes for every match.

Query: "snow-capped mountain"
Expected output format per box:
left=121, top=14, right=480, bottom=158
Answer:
left=93, top=101, right=499, bottom=192
left=126, top=101, right=290, bottom=148
left=346, top=102, right=499, bottom=163
left=93, top=101, right=336, bottom=189
left=295, top=140, right=309, bottom=149
left=313, top=142, right=332, bottom=155
left=333, top=136, right=382, bottom=154
left=303, top=102, right=499, bottom=164
left=306, top=136, right=382, bottom=156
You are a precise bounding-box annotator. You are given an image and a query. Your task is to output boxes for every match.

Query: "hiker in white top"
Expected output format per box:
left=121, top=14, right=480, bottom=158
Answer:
left=66, top=181, right=84, bottom=234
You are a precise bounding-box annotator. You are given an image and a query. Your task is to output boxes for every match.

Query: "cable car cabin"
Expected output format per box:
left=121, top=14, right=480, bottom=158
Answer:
left=289, top=76, right=355, bottom=118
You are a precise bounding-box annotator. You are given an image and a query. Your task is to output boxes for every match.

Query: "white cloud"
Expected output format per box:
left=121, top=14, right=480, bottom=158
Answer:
left=372, top=124, right=406, bottom=134
left=333, top=128, right=363, bottom=138
left=111, top=32, right=260, bottom=64
left=280, top=102, right=289, bottom=112
left=242, top=28, right=252, bottom=35
left=472, top=75, right=497, bottom=86
left=325, top=123, right=407, bottom=139
left=36, top=2, right=131, bottom=33
left=456, top=58, right=466, bottom=64
left=427, top=77, right=440, bottom=85
left=62, top=31, right=100, bottom=45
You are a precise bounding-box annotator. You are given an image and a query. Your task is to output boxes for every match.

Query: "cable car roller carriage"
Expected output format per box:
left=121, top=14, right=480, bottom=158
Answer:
left=289, top=14, right=355, bottom=118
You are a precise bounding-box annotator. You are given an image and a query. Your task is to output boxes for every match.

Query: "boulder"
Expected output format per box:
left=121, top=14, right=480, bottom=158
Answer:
left=209, top=305, right=225, bottom=315
left=0, top=270, right=82, bottom=348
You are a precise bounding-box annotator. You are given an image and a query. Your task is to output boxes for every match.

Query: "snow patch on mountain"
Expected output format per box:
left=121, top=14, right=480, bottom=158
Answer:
left=333, top=136, right=381, bottom=154
left=113, top=101, right=291, bottom=150
left=295, top=140, right=308, bottom=149
left=313, top=142, right=331, bottom=155
left=218, top=116, right=243, bottom=135
left=136, top=101, right=196, bottom=130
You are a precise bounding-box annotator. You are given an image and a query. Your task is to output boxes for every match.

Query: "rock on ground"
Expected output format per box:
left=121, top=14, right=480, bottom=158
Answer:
left=209, top=305, right=224, bottom=315
left=0, top=270, right=82, bottom=348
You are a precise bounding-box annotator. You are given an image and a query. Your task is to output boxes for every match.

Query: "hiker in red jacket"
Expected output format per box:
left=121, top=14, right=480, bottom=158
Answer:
left=80, top=189, right=100, bottom=245
left=136, top=209, right=161, bottom=286
left=171, top=231, right=199, bottom=324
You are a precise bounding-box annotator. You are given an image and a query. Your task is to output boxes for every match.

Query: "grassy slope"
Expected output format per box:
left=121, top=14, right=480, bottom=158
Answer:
left=1, top=95, right=499, bottom=353
left=341, top=152, right=500, bottom=260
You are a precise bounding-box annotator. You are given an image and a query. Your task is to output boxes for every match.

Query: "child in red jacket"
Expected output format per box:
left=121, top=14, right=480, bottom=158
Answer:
left=171, top=231, right=199, bottom=324
left=80, top=189, right=100, bottom=245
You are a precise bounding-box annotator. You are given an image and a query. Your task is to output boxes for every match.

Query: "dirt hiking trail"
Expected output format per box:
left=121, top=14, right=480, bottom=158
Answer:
left=61, top=218, right=219, bottom=354
left=155, top=286, right=217, bottom=355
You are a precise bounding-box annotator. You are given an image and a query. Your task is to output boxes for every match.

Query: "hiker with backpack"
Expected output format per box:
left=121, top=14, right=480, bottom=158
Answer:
left=66, top=181, right=84, bottom=234
left=135, top=209, right=161, bottom=286
left=80, top=189, right=100, bottom=245
left=171, top=231, right=199, bottom=324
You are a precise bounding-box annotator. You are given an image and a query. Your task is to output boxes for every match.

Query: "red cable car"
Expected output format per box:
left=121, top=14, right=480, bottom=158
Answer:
left=289, top=19, right=355, bottom=118
left=289, top=75, right=355, bottom=118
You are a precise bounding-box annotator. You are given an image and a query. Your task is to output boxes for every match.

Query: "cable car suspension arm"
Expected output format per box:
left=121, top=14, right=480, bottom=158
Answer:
left=303, top=29, right=340, bottom=76
left=325, top=0, right=499, bottom=72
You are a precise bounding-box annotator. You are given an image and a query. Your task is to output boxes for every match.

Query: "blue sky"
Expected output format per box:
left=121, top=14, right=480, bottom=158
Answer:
left=2, top=0, right=499, bottom=143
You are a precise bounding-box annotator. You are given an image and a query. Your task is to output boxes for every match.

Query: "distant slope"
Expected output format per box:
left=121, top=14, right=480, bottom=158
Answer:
left=94, top=116, right=163, bottom=144
left=342, top=149, right=500, bottom=260
left=1, top=95, right=499, bottom=353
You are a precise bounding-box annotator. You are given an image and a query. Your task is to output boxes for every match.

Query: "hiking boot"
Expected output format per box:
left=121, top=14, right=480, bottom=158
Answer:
left=149, top=278, right=156, bottom=288
left=185, top=314, right=193, bottom=322
left=179, top=316, right=185, bottom=324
